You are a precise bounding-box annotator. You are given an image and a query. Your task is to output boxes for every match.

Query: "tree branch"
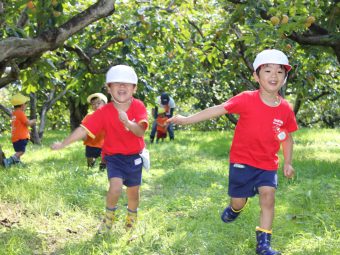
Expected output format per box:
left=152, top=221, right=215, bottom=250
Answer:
left=0, top=103, right=11, bottom=117
left=0, top=0, right=115, bottom=63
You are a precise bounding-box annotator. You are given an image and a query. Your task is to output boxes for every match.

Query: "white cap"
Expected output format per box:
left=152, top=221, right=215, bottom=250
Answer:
left=253, top=49, right=291, bottom=72
left=87, top=93, right=108, bottom=104
left=106, top=65, right=138, bottom=84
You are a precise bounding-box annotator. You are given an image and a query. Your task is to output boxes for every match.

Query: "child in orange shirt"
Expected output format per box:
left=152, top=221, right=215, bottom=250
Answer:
left=156, top=108, right=168, bottom=143
left=1, top=93, right=36, bottom=168
left=82, top=93, right=107, bottom=169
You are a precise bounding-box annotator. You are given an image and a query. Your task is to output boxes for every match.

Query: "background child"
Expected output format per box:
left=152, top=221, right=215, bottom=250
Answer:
left=168, top=49, right=298, bottom=255
left=51, top=65, right=148, bottom=233
left=2, top=93, right=36, bottom=168
left=156, top=108, right=168, bottom=143
left=82, top=93, right=107, bottom=170
left=150, top=92, right=175, bottom=143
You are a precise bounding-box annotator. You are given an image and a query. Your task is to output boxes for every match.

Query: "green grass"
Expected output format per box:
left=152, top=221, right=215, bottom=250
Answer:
left=0, top=129, right=339, bottom=255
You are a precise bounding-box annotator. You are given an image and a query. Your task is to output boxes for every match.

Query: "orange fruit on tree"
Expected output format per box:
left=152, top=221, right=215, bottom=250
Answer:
left=27, top=1, right=35, bottom=9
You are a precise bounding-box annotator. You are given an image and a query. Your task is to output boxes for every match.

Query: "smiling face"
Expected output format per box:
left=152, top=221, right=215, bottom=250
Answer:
left=253, top=64, right=287, bottom=94
left=107, top=82, right=136, bottom=103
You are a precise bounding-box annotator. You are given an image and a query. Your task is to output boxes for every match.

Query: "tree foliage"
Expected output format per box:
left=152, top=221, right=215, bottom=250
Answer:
left=0, top=0, right=339, bottom=135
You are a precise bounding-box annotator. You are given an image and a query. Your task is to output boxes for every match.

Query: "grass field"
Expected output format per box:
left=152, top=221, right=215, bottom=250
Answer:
left=0, top=129, right=339, bottom=255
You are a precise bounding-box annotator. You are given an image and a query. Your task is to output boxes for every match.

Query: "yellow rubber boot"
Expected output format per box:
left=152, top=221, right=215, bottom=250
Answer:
left=98, top=207, right=117, bottom=234
left=125, top=209, right=137, bottom=229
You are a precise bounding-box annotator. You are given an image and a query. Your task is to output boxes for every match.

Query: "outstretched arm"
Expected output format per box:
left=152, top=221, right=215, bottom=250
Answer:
left=168, top=104, right=227, bottom=125
left=51, top=126, right=87, bottom=150
left=282, top=133, right=295, bottom=178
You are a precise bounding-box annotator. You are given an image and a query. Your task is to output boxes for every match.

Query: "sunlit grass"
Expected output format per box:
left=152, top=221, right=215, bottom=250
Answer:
left=0, top=128, right=339, bottom=254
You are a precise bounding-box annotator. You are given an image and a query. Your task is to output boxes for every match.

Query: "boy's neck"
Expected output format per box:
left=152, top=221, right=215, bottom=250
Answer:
left=112, top=98, right=132, bottom=111
left=259, top=90, right=281, bottom=106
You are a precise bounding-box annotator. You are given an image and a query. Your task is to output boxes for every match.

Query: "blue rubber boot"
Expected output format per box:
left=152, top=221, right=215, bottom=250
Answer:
left=2, top=157, right=16, bottom=168
left=221, top=205, right=241, bottom=223
left=221, top=199, right=248, bottom=223
left=256, top=227, right=281, bottom=255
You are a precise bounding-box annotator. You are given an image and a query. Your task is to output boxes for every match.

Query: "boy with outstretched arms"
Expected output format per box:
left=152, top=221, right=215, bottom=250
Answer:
left=168, top=49, right=298, bottom=255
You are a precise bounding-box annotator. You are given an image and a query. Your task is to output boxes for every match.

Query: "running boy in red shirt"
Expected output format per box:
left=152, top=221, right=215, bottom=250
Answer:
left=168, top=49, right=298, bottom=255
left=51, top=65, right=148, bottom=233
left=2, top=93, right=36, bottom=168
left=82, top=93, right=107, bottom=169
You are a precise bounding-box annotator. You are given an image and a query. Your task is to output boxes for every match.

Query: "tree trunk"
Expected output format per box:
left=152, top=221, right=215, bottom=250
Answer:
left=38, top=106, right=48, bottom=140
left=68, top=97, right=88, bottom=131
left=29, top=93, right=41, bottom=145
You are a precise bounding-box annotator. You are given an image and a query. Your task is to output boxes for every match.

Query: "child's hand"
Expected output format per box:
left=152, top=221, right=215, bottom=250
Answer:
left=51, top=142, right=64, bottom=150
left=283, top=163, right=294, bottom=178
left=118, top=110, right=129, bottom=125
left=167, top=115, right=187, bottom=125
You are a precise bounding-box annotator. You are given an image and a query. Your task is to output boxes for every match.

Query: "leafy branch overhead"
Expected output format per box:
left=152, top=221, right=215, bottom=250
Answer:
left=0, top=0, right=339, bottom=130
left=0, top=0, right=115, bottom=88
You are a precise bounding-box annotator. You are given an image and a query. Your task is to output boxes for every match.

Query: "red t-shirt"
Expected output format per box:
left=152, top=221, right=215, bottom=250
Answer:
left=81, top=98, right=148, bottom=156
left=224, top=90, right=298, bottom=170
left=11, top=109, right=30, bottom=142
left=82, top=113, right=105, bottom=148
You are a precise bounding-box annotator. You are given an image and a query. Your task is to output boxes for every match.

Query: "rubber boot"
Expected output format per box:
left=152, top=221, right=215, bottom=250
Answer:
left=256, top=227, right=281, bottom=255
left=2, top=156, right=16, bottom=168
left=125, top=208, right=137, bottom=229
left=221, top=199, right=248, bottom=223
left=97, top=207, right=117, bottom=234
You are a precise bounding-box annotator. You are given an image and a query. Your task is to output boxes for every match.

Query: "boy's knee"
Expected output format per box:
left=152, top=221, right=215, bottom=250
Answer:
left=108, top=186, right=122, bottom=196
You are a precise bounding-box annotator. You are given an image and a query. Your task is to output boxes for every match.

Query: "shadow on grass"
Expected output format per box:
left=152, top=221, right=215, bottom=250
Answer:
left=0, top=228, right=45, bottom=254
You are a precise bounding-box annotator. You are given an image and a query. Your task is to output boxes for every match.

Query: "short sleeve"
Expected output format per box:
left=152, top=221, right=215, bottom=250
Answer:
left=223, top=92, right=246, bottom=114
left=81, top=109, right=104, bottom=137
left=285, top=110, right=298, bottom=133
left=133, top=100, right=149, bottom=130
left=169, top=97, right=176, bottom=108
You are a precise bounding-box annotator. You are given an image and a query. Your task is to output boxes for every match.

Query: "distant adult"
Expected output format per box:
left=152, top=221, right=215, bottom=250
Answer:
left=150, top=92, right=175, bottom=143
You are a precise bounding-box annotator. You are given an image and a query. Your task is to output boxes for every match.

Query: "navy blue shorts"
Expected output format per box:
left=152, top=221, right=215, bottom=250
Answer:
left=228, top=163, right=278, bottom=198
left=105, top=154, right=143, bottom=187
left=13, top=139, right=29, bottom=152
left=85, top=146, right=102, bottom=158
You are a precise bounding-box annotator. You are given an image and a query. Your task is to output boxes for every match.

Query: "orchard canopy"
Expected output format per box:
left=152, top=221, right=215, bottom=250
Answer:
left=0, top=0, right=339, bottom=140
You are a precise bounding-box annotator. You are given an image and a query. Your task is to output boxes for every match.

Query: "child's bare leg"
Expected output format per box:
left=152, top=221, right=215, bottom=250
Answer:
left=14, top=151, right=24, bottom=159
left=106, top=177, right=123, bottom=208
left=258, top=186, right=275, bottom=230
left=126, top=185, right=140, bottom=211
left=125, top=185, right=140, bottom=228
left=87, top=157, right=96, bottom=167
left=256, top=186, right=280, bottom=254
left=98, top=177, right=122, bottom=233
left=230, top=197, right=247, bottom=210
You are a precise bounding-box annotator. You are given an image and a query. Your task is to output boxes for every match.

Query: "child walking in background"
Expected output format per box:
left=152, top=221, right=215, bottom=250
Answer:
left=168, top=49, right=298, bottom=255
left=1, top=93, right=36, bottom=168
left=51, top=65, right=148, bottom=233
left=82, top=93, right=107, bottom=170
